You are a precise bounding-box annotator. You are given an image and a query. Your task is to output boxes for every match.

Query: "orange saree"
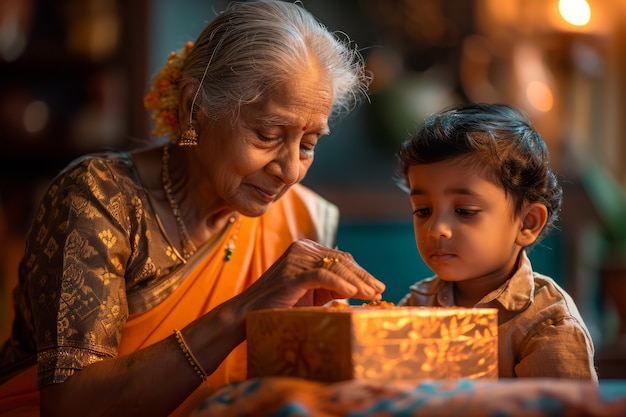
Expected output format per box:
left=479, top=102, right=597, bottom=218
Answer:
left=0, top=184, right=338, bottom=416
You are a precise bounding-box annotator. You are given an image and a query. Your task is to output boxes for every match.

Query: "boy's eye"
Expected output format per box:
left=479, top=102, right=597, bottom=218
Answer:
left=413, top=207, right=431, bottom=217
left=456, top=208, right=478, bottom=217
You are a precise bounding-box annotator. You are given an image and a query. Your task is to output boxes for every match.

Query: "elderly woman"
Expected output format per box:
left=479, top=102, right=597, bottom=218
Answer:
left=0, top=1, right=384, bottom=415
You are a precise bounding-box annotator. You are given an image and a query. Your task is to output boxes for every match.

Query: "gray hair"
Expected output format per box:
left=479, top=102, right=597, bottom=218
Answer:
left=182, top=0, right=371, bottom=123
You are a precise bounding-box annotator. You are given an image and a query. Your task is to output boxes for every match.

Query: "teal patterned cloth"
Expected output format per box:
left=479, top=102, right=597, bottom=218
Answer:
left=189, top=377, right=626, bottom=417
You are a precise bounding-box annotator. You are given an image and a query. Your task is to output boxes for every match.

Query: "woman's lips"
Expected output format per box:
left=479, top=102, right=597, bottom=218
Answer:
left=250, top=185, right=279, bottom=203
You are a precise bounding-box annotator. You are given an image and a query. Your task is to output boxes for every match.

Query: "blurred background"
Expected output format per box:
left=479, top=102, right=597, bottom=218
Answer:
left=1, top=0, right=625, bottom=377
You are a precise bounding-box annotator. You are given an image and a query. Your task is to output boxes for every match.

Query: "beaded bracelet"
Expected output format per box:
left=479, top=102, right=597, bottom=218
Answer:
left=173, top=329, right=208, bottom=382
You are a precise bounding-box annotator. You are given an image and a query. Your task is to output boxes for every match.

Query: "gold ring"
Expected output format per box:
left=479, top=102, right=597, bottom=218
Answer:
left=320, top=256, right=340, bottom=268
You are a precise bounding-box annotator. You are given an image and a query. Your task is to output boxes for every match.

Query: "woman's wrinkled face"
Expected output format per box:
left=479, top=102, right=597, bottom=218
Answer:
left=407, top=157, right=523, bottom=284
left=199, top=64, right=333, bottom=217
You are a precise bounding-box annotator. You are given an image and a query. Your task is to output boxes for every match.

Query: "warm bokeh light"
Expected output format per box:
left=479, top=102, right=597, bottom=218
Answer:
left=526, top=81, right=554, bottom=113
left=23, top=100, right=49, bottom=134
left=558, top=0, right=591, bottom=26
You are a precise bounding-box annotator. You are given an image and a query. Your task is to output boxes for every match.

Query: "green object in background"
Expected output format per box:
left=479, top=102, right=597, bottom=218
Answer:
left=580, top=160, right=626, bottom=262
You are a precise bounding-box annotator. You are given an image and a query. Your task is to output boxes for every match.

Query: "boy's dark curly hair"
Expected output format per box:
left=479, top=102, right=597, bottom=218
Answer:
left=396, top=103, right=563, bottom=246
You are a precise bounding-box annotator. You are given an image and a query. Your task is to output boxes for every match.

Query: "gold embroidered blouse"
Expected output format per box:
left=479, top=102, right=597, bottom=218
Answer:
left=0, top=151, right=184, bottom=388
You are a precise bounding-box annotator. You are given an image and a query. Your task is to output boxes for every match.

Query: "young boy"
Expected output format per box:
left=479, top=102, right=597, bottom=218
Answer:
left=396, top=103, right=597, bottom=380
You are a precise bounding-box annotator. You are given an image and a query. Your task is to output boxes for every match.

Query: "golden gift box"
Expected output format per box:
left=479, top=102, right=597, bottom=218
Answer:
left=246, top=306, right=498, bottom=382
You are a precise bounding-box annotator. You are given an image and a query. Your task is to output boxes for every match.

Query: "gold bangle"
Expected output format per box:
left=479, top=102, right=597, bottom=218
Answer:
left=173, top=329, right=208, bottom=382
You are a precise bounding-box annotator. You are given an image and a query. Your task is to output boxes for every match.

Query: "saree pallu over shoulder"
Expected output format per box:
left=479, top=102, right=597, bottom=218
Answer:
left=119, top=184, right=338, bottom=415
left=124, top=184, right=338, bottom=315
left=118, top=183, right=338, bottom=353
left=278, top=184, right=339, bottom=249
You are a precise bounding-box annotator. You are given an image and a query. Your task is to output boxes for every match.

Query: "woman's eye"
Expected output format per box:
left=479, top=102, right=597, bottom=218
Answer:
left=257, top=133, right=277, bottom=142
left=300, top=143, right=315, bottom=157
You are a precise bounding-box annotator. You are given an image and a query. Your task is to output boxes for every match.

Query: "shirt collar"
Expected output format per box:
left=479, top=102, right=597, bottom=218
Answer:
left=436, top=251, right=535, bottom=311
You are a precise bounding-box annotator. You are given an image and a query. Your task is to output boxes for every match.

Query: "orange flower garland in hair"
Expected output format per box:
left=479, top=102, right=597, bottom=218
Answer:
left=144, top=41, right=194, bottom=140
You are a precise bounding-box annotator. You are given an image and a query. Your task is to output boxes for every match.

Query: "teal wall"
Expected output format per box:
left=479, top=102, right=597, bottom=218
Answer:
left=149, top=0, right=222, bottom=74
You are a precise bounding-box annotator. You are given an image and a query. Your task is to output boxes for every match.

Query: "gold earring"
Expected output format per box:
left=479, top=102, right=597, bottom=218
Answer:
left=178, top=123, right=198, bottom=147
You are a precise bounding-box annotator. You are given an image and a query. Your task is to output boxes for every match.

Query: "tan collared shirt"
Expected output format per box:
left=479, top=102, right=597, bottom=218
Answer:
left=398, top=251, right=598, bottom=381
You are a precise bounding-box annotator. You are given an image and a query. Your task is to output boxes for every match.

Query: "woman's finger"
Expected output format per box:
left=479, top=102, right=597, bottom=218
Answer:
left=314, top=247, right=386, bottom=296
left=244, top=239, right=385, bottom=309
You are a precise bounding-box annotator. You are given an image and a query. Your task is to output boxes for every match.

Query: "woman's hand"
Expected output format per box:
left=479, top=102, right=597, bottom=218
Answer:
left=242, top=239, right=386, bottom=310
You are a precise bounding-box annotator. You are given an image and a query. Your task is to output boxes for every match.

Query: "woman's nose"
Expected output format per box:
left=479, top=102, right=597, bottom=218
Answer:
left=271, top=145, right=300, bottom=185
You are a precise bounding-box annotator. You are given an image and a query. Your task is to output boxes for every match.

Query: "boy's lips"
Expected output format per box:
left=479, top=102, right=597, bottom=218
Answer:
left=428, top=250, right=456, bottom=263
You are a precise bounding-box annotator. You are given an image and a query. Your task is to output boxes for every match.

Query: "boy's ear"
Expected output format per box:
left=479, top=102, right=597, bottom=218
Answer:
left=516, top=202, right=548, bottom=247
